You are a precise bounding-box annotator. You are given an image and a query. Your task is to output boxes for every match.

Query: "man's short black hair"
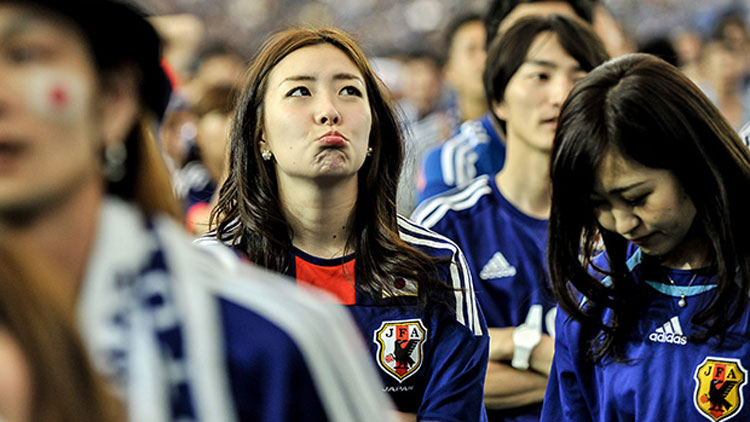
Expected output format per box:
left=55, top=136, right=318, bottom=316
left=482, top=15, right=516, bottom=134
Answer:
left=484, top=0, right=595, bottom=45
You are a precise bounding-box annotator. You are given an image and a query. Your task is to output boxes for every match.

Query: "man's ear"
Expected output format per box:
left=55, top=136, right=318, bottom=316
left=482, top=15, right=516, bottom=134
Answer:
left=100, top=65, right=141, bottom=148
left=491, top=99, right=507, bottom=121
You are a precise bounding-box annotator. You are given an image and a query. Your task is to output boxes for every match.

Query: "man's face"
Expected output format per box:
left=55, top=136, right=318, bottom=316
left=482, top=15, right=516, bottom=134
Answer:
left=0, top=6, right=105, bottom=218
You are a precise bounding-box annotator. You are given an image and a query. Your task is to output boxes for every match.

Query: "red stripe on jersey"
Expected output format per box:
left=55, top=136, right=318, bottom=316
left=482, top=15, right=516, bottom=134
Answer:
left=295, top=256, right=356, bottom=305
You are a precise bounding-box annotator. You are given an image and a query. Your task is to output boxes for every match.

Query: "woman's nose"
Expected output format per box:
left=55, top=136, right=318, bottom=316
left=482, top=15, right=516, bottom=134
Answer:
left=316, top=97, right=340, bottom=125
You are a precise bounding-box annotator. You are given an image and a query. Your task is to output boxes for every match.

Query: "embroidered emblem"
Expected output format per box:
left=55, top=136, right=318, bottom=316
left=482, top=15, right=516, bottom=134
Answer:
left=373, top=319, right=427, bottom=382
left=694, top=357, right=747, bottom=421
left=479, top=251, right=516, bottom=279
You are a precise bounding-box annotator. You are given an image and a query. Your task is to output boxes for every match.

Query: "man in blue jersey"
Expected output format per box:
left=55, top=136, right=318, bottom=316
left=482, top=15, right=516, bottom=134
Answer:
left=0, top=1, right=393, bottom=420
left=416, top=0, right=595, bottom=204
left=412, top=15, right=608, bottom=421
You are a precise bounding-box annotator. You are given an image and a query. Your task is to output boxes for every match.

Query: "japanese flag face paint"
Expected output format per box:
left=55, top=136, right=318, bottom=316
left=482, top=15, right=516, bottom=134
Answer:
left=25, top=67, right=86, bottom=123
left=0, top=6, right=103, bottom=217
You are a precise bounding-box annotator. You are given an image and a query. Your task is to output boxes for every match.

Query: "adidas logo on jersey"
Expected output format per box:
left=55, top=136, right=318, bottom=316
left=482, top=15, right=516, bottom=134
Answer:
left=480, top=252, right=517, bottom=279
left=649, top=316, right=687, bottom=345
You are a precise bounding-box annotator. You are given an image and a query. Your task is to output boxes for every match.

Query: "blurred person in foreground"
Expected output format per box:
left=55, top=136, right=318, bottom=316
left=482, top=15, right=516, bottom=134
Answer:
left=205, top=27, right=490, bottom=421
left=0, top=0, right=395, bottom=420
left=413, top=15, right=608, bottom=421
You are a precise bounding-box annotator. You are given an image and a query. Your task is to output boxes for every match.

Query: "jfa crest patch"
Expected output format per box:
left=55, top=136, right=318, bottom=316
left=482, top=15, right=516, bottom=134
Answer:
left=373, top=319, right=427, bottom=382
left=694, top=357, right=748, bottom=421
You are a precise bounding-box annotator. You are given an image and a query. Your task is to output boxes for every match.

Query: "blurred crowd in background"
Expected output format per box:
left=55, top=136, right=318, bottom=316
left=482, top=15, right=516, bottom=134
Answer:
left=146, top=0, right=750, bottom=225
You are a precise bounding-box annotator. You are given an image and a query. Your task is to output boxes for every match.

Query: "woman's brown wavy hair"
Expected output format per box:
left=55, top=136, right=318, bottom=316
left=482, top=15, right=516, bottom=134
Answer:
left=0, top=245, right=124, bottom=422
left=211, top=27, right=450, bottom=303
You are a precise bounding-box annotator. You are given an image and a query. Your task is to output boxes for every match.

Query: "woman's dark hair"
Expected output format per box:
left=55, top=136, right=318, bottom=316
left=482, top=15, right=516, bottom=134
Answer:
left=483, top=14, right=609, bottom=132
left=549, top=53, right=750, bottom=361
left=0, top=245, right=124, bottom=422
left=212, top=27, right=449, bottom=302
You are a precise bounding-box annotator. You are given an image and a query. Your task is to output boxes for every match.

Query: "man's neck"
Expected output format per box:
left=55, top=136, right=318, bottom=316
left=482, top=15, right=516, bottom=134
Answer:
left=459, top=94, right=488, bottom=122
left=495, top=138, right=551, bottom=220
left=0, top=182, right=103, bottom=293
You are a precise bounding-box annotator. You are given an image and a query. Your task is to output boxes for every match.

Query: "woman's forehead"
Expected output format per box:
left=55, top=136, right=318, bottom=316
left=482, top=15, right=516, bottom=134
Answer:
left=593, top=149, right=659, bottom=192
left=269, top=44, right=364, bottom=83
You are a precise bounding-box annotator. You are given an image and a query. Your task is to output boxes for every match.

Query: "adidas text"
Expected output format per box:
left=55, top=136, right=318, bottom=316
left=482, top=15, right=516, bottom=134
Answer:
left=648, top=331, right=687, bottom=345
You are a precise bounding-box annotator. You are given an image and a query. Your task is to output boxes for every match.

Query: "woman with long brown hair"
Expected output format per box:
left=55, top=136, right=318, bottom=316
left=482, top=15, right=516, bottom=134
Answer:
left=208, top=27, right=489, bottom=420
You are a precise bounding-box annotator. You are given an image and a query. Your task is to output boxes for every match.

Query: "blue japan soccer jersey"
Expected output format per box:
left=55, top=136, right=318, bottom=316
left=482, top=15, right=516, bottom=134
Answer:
left=412, top=174, right=556, bottom=333
left=412, top=174, right=556, bottom=421
left=287, top=217, right=490, bottom=421
left=543, top=246, right=750, bottom=422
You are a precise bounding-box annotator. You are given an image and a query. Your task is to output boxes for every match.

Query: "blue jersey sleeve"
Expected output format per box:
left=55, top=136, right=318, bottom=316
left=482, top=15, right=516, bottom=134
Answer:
left=419, top=309, right=490, bottom=422
left=541, top=306, right=593, bottom=422
left=417, top=145, right=451, bottom=205
left=419, top=243, right=489, bottom=421
left=393, top=217, right=489, bottom=420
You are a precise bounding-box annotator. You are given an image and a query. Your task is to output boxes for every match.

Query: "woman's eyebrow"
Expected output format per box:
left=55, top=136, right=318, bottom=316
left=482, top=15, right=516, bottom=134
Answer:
left=607, top=181, right=646, bottom=195
left=280, top=73, right=363, bottom=86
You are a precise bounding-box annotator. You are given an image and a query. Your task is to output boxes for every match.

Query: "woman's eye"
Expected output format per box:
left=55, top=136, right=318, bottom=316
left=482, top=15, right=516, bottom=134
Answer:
left=624, top=195, right=648, bottom=207
left=531, top=72, right=550, bottom=81
left=591, top=200, right=610, bottom=211
left=340, top=86, right=362, bottom=96
left=287, top=87, right=310, bottom=97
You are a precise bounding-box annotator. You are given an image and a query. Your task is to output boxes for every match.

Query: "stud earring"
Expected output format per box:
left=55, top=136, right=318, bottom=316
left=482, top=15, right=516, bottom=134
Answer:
left=104, top=143, right=127, bottom=182
left=366, top=147, right=373, bottom=157
left=261, top=149, right=273, bottom=161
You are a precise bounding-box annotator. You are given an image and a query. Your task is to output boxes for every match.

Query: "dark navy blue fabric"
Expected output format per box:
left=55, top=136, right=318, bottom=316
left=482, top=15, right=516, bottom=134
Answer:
left=286, top=223, right=490, bottom=422
left=219, top=298, right=328, bottom=421
left=415, top=175, right=554, bottom=421
left=419, top=175, right=555, bottom=332
left=542, top=246, right=750, bottom=422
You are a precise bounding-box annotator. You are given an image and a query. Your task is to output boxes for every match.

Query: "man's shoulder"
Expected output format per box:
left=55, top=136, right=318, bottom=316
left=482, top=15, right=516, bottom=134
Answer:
left=429, top=118, right=493, bottom=160
left=411, top=175, right=493, bottom=229
left=417, top=115, right=502, bottom=203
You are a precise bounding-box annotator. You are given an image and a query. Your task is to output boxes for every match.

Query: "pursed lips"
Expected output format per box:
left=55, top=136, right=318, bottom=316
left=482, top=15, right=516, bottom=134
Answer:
left=317, top=130, right=348, bottom=147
